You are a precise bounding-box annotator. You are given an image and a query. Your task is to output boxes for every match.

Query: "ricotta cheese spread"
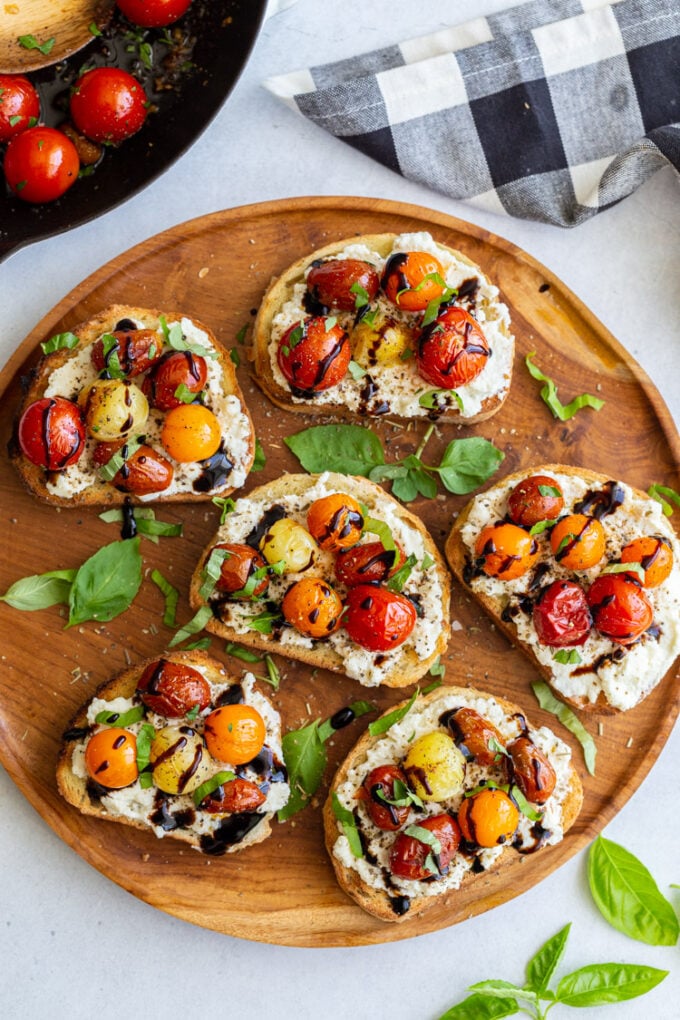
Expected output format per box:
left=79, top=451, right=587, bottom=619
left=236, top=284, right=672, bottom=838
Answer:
left=269, top=231, right=513, bottom=419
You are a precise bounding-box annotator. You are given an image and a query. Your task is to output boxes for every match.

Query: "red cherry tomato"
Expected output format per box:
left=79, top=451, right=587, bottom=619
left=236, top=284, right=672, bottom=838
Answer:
left=137, top=659, right=211, bottom=717
left=17, top=397, right=85, bottom=469
left=444, top=707, right=504, bottom=766
left=382, top=251, right=446, bottom=312
left=335, top=541, right=406, bottom=586
left=116, top=0, right=192, bottom=27
left=4, top=127, right=79, bottom=203
left=142, top=351, right=208, bottom=410
left=277, top=316, right=350, bottom=395
left=200, top=777, right=266, bottom=815
left=358, top=764, right=412, bottom=831
left=306, top=259, right=380, bottom=311
left=416, top=306, right=490, bottom=389
left=533, top=579, right=592, bottom=647
left=91, top=328, right=163, bottom=378
left=70, top=68, right=147, bottom=144
left=112, top=443, right=174, bottom=494
left=506, top=737, right=556, bottom=805
left=0, top=75, right=40, bottom=142
left=389, top=814, right=461, bottom=880
left=507, top=475, right=564, bottom=528
left=343, top=584, right=417, bottom=652
left=587, top=573, right=654, bottom=645
left=213, top=542, right=269, bottom=600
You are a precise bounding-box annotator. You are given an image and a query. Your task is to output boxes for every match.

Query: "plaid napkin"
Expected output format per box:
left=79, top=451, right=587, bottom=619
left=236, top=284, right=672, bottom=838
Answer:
left=264, top=0, right=679, bottom=227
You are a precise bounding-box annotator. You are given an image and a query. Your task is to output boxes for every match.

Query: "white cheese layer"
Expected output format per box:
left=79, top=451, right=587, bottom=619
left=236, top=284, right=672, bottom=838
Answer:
left=269, top=232, right=513, bottom=419
left=459, top=473, right=680, bottom=711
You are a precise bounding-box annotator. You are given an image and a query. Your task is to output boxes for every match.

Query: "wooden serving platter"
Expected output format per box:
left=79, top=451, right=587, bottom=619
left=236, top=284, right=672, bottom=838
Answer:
left=1, top=196, right=678, bottom=947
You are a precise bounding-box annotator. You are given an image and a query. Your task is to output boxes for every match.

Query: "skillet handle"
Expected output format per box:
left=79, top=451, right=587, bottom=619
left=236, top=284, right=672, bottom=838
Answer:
left=0, top=235, right=20, bottom=264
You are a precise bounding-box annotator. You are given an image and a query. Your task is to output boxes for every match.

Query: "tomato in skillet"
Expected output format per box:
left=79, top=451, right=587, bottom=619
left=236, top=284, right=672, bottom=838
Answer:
left=416, top=306, right=490, bottom=389
left=343, top=584, right=416, bottom=651
left=389, top=814, right=461, bottom=880
left=0, top=75, right=40, bottom=142
left=17, top=397, right=85, bottom=469
left=587, top=573, right=653, bottom=645
left=70, top=68, right=147, bottom=144
left=358, top=764, right=412, bottom=831
left=4, top=127, right=79, bottom=203
left=335, top=540, right=406, bottom=586
left=277, top=316, right=350, bottom=394
left=533, top=579, right=592, bottom=647
left=116, top=0, right=192, bottom=28
left=143, top=351, right=208, bottom=410
left=137, top=659, right=211, bottom=717
left=382, top=251, right=446, bottom=312
left=306, top=259, right=380, bottom=312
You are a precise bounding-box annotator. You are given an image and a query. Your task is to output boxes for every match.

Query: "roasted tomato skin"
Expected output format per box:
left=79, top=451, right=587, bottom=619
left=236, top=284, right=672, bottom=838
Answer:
left=382, top=251, right=446, bottom=312
left=550, top=514, right=605, bottom=571
left=0, top=75, right=40, bottom=142
left=200, top=777, right=266, bottom=815
left=474, top=522, right=539, bottom=581
left=85, top=728, right=138, bottom=788
left=137, top=659, right=211, bottom=717
left=533, top=579, right=592, bottom=647
left=458, top=788, right=519, bottom=847
left=91, top=328, right=163, bottom=378
left=335, top=541, right=406, bottom=586
left=142, top=350, right=208, bottom=410
left=508, top=475, right=565, bottom=528
left=112, top=444, right=174, bottom=494
left=389, top=814, right=461, bottom=880
left=306, top=492, right=364, bottom=552
left=416, top=306, right=489, bottom=389
left=587, top=573, right=654, bottom=645
left=358, top=764, right=412, bottom=831
left=70, top=68, right=147, bottom=144
left=160, top=403, right=221, bottom=462
left=203, top=704, right=266, bottom=765
left=115, top=0, right=192, bottom=27
left=306, top=258, right=380, bottom=311
left=213, top=542, right=269, bottom=599
left=443, top=707, right=504, bottom=766
left=4, top=126, right=79, bottom=202
left=343, top=584, right=417, bottom=651
left=277, top=316, right=350, bottom=395
left=620, top=536, right=674, bottom=588
left=506, top=737, right=556, bottom=805
left=281, top=577, right=343, bottom=638
left=17, top=397, right=85, bottom=469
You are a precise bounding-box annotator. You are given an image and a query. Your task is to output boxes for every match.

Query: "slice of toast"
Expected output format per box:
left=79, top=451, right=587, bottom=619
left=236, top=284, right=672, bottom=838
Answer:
left=189, top=472, right=451, bottom=688
left=445, top=464, right=680, bottom=714
left=252, top=231, right=514, bottom=424
left=11, top=304, right=255, bottom=506
left=323, top=683, right=583, bottom=922
left=57, top=649, right=289, bottom=853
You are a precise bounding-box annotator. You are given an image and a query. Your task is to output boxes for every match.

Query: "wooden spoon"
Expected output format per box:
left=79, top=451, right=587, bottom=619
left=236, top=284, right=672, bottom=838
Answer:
left=0, top=0, right=114, bottom=74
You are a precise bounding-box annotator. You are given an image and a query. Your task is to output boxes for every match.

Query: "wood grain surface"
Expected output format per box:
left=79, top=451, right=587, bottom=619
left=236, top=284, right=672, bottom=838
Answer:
left=1, top=196, right=678, bottom=947
left=0, top=0, right=112, bottom=73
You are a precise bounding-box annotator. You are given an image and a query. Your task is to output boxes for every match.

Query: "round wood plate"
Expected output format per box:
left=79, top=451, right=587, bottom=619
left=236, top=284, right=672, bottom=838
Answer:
left=1, top=196, right=678, bottom=947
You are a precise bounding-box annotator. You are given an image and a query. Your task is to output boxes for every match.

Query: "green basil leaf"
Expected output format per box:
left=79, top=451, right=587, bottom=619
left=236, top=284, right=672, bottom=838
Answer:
left=556, top=963, right=667, bottom=1007
left=602, top=561, right=645, bottom=582
left=235, top=323, right=249, bottom=344
left=150, top=569, right=179, bottom=628
left=434, top=437, right=505, bottom=494
left=251, top=438, right=266, bottom=472
left=136, top=722, right=156, bottom=779
left=525, top=352, right=605, bottom=421
left=369, top=687, right=419, bottom=736
left=18, top=34, right=55, bottom=55
left=66, top=538, right=142, bottom=628
left=531, top=681, right=596, bottom=775
left=40, top=331, right=79, bottom=354
left=225, top=643, right=261, bottom=663
left=404, top=823, right=441, bottom=855
left=350, top=281, right=369, bottom=309
left=324, top=316, right=337, bottom=331
left=331, top=792, right=363, bottom=857
left=468, top=981, right=536, bottom=1003
left=246, top=609, right=282, bottom=634
left=525, top=922, right=571, bottom=993
left=361, top=511, right=396, bottom=551
left=429, top=656, right=446, bottom=678
left=647, top=483, right=680, bottom=517
left=284, top=424, right=385, bottom=477
left=348, top=359, right=367, bottom=380
left=588, top=836, right=679, bottom=946
left=212, top=496, right=236, bottom=523
left=386, top=553, right=418, bottom=592
left=510, top=785, right=541, bottom=822
left=421, top=552, right=435, bottom=570
left=199, top=547, right=231, bottom=601
left=95, top=705, right=145, bottom=727
left=99, top=334, right=125, bottom=379
left=168, top=605, right=213, bottom=647
left=159, top=315, right=217, bottom=360
left=437, top=993, right=519, bottom=1020
left=183, top=638, right=211, bottom=651
left=98, top=436, right=143, bottom=482
left=317, top=700, right=374, bottom=743
left=418, top=388, right=464, bottom=412
left=391, top=471, right=419, bottom=502
left=422, top=679, right=443, bottom=694
left=538, top=484, right=562, bottom=497
left=229, top=563, right=271, bottom=600
left=229, top=347, right=240, bottom=367
left=174, top=382, right=199, bottom=404
left=553, top=649, right=582, bottom=665
left=375, top=778, right=423, bottom=809
left=529, top=519, right=556, bottom=536
left=192, top=770, right=236, bottom=807
left=99, top=508, right=182, bottom=543
left=0, top=569, right=76, bottom=610
left=278, top=720, right=325, bottom=821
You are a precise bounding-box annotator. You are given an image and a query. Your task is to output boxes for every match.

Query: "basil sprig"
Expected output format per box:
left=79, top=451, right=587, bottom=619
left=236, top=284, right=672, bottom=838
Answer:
left=531, top=681, right=596, bottom=775
left=525, top=352, right=605, bottom=421
left=331, top=793, right=363, bottom=858
left=40, top=331, right=79, bottom=354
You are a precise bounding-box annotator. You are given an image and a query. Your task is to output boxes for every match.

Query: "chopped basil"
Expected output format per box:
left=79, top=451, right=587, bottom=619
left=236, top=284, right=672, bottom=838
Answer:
left=150, top=569, right=179, bottom=628
left=212, top=496, right=236, bottom=523
left=525, top=352, right=605, bottom=421
left=246, top=609, right=282, bottom=635
left=386, top=553, right=417, bottom=592
left=555, top=533, right=575, bottom=555
left=263, top=654, right=281, bottom=690
left=530, top=519, right=556, bottom=536
left=88, top=21, right=102, bottom=36
left=98, top=507, right=182, bottom=543
left=553, top=649, right=582, bottom=665
left=348, top=359, right=367, bottom=380
left=173, top=383, right=198, bottom=404
left=251, top=438, right=266, bottom=473
left=428, top=656, right=446, bottom=678
left=183, top=638, right=211, bottom=651
left=95, top=705, right=145, bottom=727
left=99, top=436, right=143, bottom=482
left=324, top=316, right=337, bottom=331
left=168, top=605, right=213, bottom=648
left=199, top=547, right=231, bottom=600
left=159, top=314, right=217, bottom=360
left=368, top=687, right=419, bottom=737
left=418, top=388, right=464, bottom=412
left=229, top=563, right=271, bottom=600
left=225, top=643, right=261, bottom=663
left=647, top=483, right=680, bottom=517
left=99, top=334, right=125, bottom=379
left=230, top=347, right=240, bottom=367
left=235, top=323, right=249, bottom=344
left=375, top=778, right=423, bottom=809
left=186, top=705, right=200, bottom=720
left=538, top=484, right=562, bottom=497
left=8, top=115, right=22, bottom=126
left=404, top=822, right=442, bottom=875
left=40, top=331, right=79, bottom=354
left=360, top=509, right=396, bottom=552
left=532, top=680, right=596, bottom=775
left=602, top=561, right=645, bottom=582
left=421, top=552, right=435, bottom=570
left=136, top=723, right=156, bottom=784
left=192, top=770, right=236, bottom=807
left=350, top=281, right=370, bottom=309
left=18, top=34, right=55, bottom=55
left=331, top=793, right=363, bottom=857
left=422, top=679, right=443, bottom=694
left=465, top=779, right=541, bottom=823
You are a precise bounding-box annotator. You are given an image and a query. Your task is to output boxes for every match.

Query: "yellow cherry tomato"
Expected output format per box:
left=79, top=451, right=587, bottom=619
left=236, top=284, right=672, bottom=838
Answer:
left=352, top=314, right=412, bottom=367
left=458, top=788, right=519, bottom=847
left=203, top=704, right=266, bottom=765
left=550, top=514, right=605, bottom=570
left=150, top=725, right=213, bottom=794
left=78, top=378, right=148, bottom=441
left=403, top=731, right=466, bottom=802
left=85, top=727, right=138, bottom=788
left=160, top=404, right=222, bottom=462
left=259, top=518, right=318, bottom=573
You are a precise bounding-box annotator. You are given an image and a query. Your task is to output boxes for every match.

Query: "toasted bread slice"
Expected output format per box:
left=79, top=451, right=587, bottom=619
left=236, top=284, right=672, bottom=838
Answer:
left=252, top=231, right=514, bottom=424
left=11, top=304, right=255, bottom=506
left=323, top=683, right=583, bottom=922
left=57, top=649, right=290, bottom=853
left=445, top=464, right=680, bottom=714
left=189, top=472, right=451, bottom=688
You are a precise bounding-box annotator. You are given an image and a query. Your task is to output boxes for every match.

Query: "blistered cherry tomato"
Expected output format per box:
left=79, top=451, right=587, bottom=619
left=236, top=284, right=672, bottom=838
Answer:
left=200, top=777, right=266, bottom=815
left=389, top=814, right=461, bottom=881
left=277, top=316, right=350, bottom=394
left=113, top=443, right=174, bottom=494
left=213, top=542, right=269, bottom=599
left=620, top=536, right=673, bottom=588
left=403, top=731, right=466, bottom=802
left=587, top=573, right=653, bottom=645
left=550, top=514, right=605, bottom=570
left=306, top=258, right=380, bottom=312
left=281, top=577, right=343, bottom=638
left=382, top=251, right=446, bottom=312
left=160, top=404, right=221, bottom=462
left=343, top=584, right=416, bottom=651
left=17, top=397, right=85, bottom=470
left=507, top=475, right=565, bottom=528
left=150, top=725, right=212, bottom=793
left=4, top=127, right=79, bottom=203
left=506, top=737, right=556, bottom=805
left=136, top=659, right=211, bottom=717
left=352, top=313, right=413, bottom=367
left=204, top=704, right=266, bottom=765
left=458, top=788, right=519, bottom=847
left=416, top=306, right=489, bottom=389
left=533, top=579, right=592, bottom=647
left=79, top=378, right=148, bottom=441
left=443, top=707, right=504, bottom=766
left=142, top=351, right=208, bottom=410
left=335, top=540, right=406, bottom=586
left=474, top=522, right=539, bottom=581
left=259, top=518, right=317, bottom=574
left=116, top=0, right=192, bottom=27
left=307, top=492, right=364, bottom=552
left=358, top=764, right=412, bottom=831
left=0, top=75, right=40, bottom=142
left=91, top=328, right=163, bottom=378
left=85, top=728, right=138, bottom=788
left=70, top=68, right=147, bottom=144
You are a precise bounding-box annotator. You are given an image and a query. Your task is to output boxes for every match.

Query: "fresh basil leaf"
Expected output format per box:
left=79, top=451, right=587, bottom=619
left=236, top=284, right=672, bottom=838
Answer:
left=405, top=823, right=441, bottom=856
left=229, top=563, right=270, bottom=600
left=555, top=963, right=667, bottom=1006
left=212, top=496, right=236, bottom=523
left=525, top=922, right=571, bottom=993
left=375, top=778, right=423, bottom=809
left=538, top=484, right=562, bottom=497
left=174, top=382, right=199, bottom=404
left=246, top=609, right=282, bottom=634
left=525, top=352, right=605, bottom=421
left=555, top=533, right=575, bottom=556
left=386, top=553, right=417, bottom=592
left=229, top=347, right=240, bottom=367
left=509, top=785, right=541, bottom=822
left=278, top=720, right=325, bottom=821
left=285, top=424, right=385, bottom=477
left=225, top=643, right=261, bottom=663
left=529, top=519, right=555, bottom=536
left=422, top=679, right=443, bottom=694
left=159, top=315, right=217, bottom=360
left=602, top=561, right=645, bottom=582
left=88, top=21, right=102, bottom=36
left=369, top=687, right=419, bottom=736
left=422, top=552, right=435, bottom=570
left=168, top=605, right=213, bottom=647
left=40, top=331, right=79, bottom=354
left=317, top=700, right=374, bottom=743
left=151, top=569, right=179, bottom=628
left=199, top=547, right=231, bottom=600
left=98, top=508, right=182, bottom=543
left=99, top=334, right=125, bottom=379
left=263, top=655, right=280, bottom=690
left=99, top=436, right=143, bottom=482
left=588, top=836, right=679, bottom=946
left=67, top=539, right=142, bottom=628
left=235, top=323, right=249, bottom=344
left=361, top=511, right=396, bottom=551
left=647, top=483, right=680, bottom=517
left=350, top=281, right=369, bottom=309
left=468, top=981, right=536, bottom=1003
left=251, top=438, right=266, bottom=472
left=324, top=316, right=338, bottom=331
left=532, top=681, right=596, bottom=775
left=391, top=471, right=419, bottom=502
left=348, top=359, right=367, bottom=380
left=331, top=793, right=363, bottom=857
left=192, top=770, right=236, bottom=807
left=400, top=456, right=439, bottom=500
left=0, top=569, right=76, bottom=610
left=95, top=705, right=145, bottom=727
left=418, top=388, right=464, bottom=412
left=437, top=993, right=519, bottom=1020
left=434, top=437, right=505, bottom=494
left=183, top=638, right=211, bottom=651
left=553, top=649, right=582, bottom=665
left=18, top=34, right=55, bottom=54
left=136, top=722, right=156, bottom=780
left=429, top=656, right=446, bottom=678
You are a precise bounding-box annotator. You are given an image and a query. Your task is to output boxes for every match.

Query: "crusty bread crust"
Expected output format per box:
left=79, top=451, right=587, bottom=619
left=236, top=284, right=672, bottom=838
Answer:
left=323, top=684, right=583, bottom=922
left=252, top=233, right=514, bottom=424
left=11, top=304, right=255, bottom=507
left=56, top=649, right=277, bottom=852
left=189, top=472, right=451, bottom=688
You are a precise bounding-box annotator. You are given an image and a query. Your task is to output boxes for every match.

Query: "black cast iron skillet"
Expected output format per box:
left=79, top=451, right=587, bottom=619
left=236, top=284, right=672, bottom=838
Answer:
left=0, top=0, right=267, bottom=263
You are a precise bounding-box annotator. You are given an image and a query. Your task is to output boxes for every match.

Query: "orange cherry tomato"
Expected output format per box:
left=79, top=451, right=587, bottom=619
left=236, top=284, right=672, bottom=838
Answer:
left=281, top=577, right=343, bottom=638
left=507, top=475, right=565, bottom=528
left=277, top=316, right=350, bottom=395
left=474, top=522, right=539, bottom=581
left=550, top=515, right=605, bottom=570
left=587, top=573, right=653, bottom=645
left=306, top=492, right=364, bottom=552
left=136, top=659, right=211, bottom=717
left=85, top=728, right=138, bottom=788
left=416, top=306, right=489, bottom=389
left=389, top=814, right=461, bottom=880
left=506, top=737, right=556, bottom=805
left=443, top=707, right=504, bottom=766
left=620, top=536, right=673, bottom=588
left=382, top=251, right=446, bottom=311
left=458, top=788, right=519, bottom=847
left=335, top=540, right=406, bottom=586
left=203, top=704, right=266, bottom=765
left=213, top=542, right=269, bottom=599
left=160, top=403, right=221, bottom=462
left=199, top=777, right=266, bottom=814
left=343, top=584, right=416, bottom=651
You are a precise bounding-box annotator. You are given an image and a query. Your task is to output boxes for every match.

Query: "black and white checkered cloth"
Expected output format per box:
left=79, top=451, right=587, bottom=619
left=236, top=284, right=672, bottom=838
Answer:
left=264, top=0, right=679, bottom=227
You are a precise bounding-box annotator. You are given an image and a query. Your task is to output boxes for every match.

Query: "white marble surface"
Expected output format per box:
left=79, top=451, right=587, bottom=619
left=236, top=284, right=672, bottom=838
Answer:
left=1, top=2, right=679, bottom=1018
